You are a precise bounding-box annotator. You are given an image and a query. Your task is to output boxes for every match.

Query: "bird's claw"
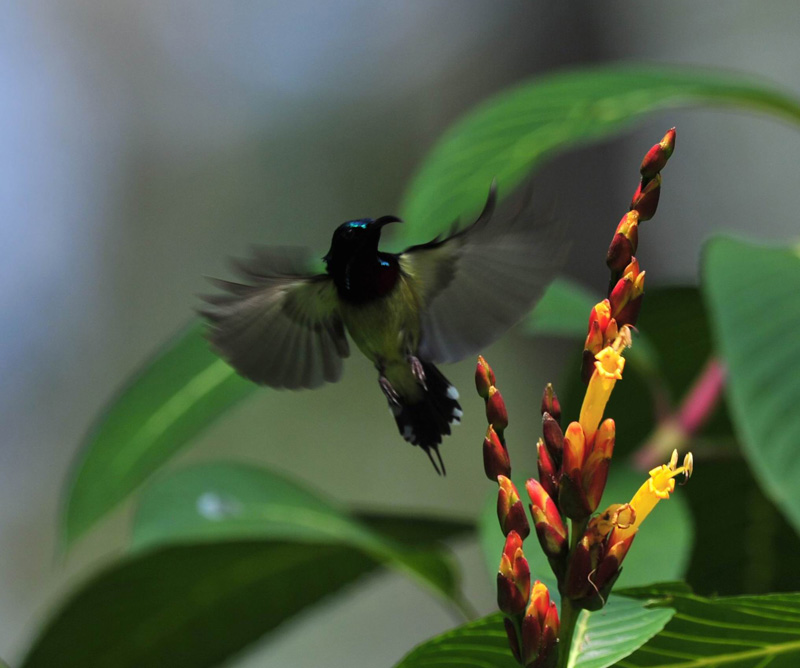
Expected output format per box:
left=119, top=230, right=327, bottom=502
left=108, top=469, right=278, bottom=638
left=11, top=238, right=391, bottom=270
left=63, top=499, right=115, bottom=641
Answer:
left=408, top=356, right=427, bottom=390
left=379, top=376, right=401, bottom=407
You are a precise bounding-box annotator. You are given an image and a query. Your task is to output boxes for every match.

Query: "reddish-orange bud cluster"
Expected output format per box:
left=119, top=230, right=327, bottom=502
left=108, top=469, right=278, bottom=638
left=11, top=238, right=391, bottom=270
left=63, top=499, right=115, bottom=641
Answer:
left=498, top=531, right=531, bottom=616
left=509, top=581, right=560, bottom=668
left=582, top=301, right=620, bottom=383
left=498, top=532, right=560, bottom=667
left=476, top=357, right=512, bottom=481
left=563, top=509, right=636, bottom=610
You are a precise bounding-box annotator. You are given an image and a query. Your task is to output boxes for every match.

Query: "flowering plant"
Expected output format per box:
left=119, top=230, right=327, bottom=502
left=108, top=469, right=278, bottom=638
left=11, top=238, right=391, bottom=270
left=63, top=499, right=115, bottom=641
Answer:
left=476, top=130, right=693, bottom=667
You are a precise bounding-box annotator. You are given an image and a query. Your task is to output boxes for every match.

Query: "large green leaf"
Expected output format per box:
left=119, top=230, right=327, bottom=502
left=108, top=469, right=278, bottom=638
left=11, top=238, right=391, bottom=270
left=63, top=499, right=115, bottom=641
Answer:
left=703, top=238, right=800, bottom=535
left=620, top=589, right=800, bottom=667
left=62, top=322, right=254, bottom=548
left=25, top=464, right=472, bottom=668
left=395, top=596, right=674, bottom=668
left=130, top=462, right=464, bottom=597
left=479, top=466, right=693, bottom=601
left=399, top=65, right=800, bottom=237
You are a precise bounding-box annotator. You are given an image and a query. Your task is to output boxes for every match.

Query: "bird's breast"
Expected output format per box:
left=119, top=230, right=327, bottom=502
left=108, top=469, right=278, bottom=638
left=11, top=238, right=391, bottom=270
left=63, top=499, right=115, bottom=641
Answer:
left=339, top=273, right=422, bottom=366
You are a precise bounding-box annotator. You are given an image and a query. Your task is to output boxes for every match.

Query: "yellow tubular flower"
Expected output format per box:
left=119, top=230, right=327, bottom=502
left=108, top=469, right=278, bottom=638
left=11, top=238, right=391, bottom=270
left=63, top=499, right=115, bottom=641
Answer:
left=611, top=450, right=693, bottom=543
left=578, top=345, right=625, bottom=442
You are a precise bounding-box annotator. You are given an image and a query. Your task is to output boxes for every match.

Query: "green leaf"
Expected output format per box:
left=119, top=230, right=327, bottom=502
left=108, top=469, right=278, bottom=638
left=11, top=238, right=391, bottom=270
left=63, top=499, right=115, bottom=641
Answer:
left=478, top=466, right=693, bottom=600
left=524, top=277, right=598, bottom=337
left=619, top=589, right=800, bottom=667
left=24, top=464, right=471, bottom=668
left=130, top=462, right=462, bottom=598
left=395, top=596, right=674, bottom=668
left=399, top=65, right=800, bottom=239
left=62, top=322, right=255, bottom=549
left=703, top=238, right=800, bottom=535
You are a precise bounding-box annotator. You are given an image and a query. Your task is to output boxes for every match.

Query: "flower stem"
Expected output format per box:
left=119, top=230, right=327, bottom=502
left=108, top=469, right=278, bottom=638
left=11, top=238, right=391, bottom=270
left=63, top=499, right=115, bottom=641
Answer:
left=556, top=597, right=580, bottom=668
left=634, top=357, right=725, bottom=470
left=557, top=517, right=588, bottom=668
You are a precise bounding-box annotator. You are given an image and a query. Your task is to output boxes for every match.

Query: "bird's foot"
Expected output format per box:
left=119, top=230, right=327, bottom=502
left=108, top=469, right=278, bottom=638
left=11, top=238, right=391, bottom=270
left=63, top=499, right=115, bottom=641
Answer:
left=379, top=376, right=402, bottom=410
left=408, top=355, right=428, bottom=390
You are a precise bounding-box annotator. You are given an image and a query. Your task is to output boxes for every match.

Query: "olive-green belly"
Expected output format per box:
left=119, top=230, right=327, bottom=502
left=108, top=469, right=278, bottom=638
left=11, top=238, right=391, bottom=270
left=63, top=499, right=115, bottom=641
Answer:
left=339, top=278, right=424, bottom=402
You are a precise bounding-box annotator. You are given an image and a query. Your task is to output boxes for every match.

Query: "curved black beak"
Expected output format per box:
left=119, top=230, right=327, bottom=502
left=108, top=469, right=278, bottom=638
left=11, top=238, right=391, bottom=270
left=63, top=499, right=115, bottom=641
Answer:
left=374, top=215, right=403, bottom=229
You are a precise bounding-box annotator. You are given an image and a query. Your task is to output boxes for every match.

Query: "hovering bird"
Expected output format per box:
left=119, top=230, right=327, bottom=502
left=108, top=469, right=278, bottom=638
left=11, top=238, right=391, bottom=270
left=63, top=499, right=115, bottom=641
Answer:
left=201, top=182, right=564, bottom=473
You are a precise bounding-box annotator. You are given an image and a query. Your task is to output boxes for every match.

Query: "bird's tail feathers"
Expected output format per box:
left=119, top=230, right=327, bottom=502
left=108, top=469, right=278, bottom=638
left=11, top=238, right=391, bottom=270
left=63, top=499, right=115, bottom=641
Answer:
left=390, top=361, right=462, bottom=475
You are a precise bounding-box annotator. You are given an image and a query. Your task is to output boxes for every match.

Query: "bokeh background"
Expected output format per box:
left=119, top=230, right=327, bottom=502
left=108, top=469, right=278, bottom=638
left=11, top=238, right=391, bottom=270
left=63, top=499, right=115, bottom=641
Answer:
left=3, top=2, right=800, bottom=666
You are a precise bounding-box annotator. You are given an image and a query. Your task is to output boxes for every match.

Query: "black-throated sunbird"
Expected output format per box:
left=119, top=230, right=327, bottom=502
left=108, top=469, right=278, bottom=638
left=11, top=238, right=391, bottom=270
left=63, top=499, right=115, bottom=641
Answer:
left=201, top=182, right=564, bottom=474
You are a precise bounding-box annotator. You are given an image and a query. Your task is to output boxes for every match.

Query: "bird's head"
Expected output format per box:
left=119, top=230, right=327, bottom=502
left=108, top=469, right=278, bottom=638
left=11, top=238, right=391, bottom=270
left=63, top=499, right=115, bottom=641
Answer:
left=323, top=215, right=402, bottom=267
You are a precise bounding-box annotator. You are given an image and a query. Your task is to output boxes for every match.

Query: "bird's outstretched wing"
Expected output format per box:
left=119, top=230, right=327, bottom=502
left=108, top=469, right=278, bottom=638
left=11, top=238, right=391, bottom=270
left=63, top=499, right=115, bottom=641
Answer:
left=200, top=246, right=349, bottom=389
left=399, top=182, right=566, bottom=364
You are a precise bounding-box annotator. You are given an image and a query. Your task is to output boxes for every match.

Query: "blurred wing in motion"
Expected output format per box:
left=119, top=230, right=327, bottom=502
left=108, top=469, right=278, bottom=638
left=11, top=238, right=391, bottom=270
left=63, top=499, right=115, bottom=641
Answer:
left=399, top=181, right=567, bottom=363
left=200, top=246, right=350, bottom=389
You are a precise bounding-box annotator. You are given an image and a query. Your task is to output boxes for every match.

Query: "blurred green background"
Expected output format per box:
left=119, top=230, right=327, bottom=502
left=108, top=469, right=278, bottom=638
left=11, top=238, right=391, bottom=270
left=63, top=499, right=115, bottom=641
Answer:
left=3, top=2, right=800, bottom=666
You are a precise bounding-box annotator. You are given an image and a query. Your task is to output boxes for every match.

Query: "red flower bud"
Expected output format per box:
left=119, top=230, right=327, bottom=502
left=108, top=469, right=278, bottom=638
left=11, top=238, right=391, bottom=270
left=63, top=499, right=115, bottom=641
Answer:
left=541, top=601, right=560, bottom=665
left=561, top=422, right=586, bottom=473
left=630, top=173, right=661, bottom=221
left=475, top=355, right=496, bottom=399
left=521, top=581, right=551, bottom=666
left=541, top=412, right=564, bottom=466
left=563, top=536, right=594, bottom=600
left=582, top=418, right=615, bottom=513
left=606, top=212, right=639, bottom=273
left=558, top=470, right=591, bottom=521
left=640, top=127, right=676, bottom=181
left=540, top=383, right=561, bottom=424
left=498, top=530, right=531, bottom=616
left=483, top=425, right=511, bottom=481
left=536, top=439, right=559, bottom=502
left=588, top=300, right=611, bottom=335
left=486, top=386, right=509, bottom=433
left=594, top=533, right=635, bottom=591
left=498, top=476, right=530, bottom=539
left=527, top=478, right=568, bottom=559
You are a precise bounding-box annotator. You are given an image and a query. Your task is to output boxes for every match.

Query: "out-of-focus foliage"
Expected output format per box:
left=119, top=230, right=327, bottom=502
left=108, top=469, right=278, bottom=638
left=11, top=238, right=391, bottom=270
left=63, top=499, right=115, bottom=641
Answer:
left=704, top=238, right=800, bottom=535
left=63, top=323, right=254, bottom=548
left=24, top=464, right=471, bottom=668
left=399, top=65, right=800, bottom=240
